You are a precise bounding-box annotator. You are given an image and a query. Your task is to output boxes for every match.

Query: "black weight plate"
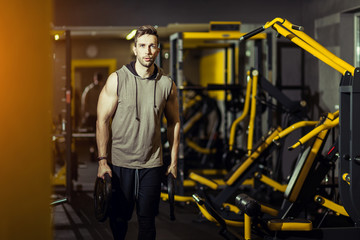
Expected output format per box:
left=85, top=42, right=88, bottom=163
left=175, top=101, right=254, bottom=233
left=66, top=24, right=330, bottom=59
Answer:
left=167, top=173, right=175, bottom=221
left=94, top=173, right=112, bottom=222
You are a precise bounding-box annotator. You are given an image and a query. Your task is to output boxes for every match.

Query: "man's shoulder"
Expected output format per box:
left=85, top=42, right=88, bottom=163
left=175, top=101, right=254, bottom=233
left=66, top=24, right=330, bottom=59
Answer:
left=159, top=74, right=173, bottom=88
left=110, top=66, right=128, bottom=84
left=115, top=65, right=127, bottom=74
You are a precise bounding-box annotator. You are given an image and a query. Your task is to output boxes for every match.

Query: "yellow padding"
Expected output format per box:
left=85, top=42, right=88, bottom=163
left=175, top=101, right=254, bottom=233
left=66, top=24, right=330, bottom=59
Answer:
left=261, top=205, right=279, bottom=217
left=183, top=179, right=225, bottom=187
left=314, top=195, right=349, bottom=217
left=195, top=202, right=244, bottom=227
left=224, top=219, right=244, bottom=228
left=183, top=179, right=225, bottom=188
left=255, top=172, right=287, bottom=192
left=189, top=172, right=218, bottom=190
left=174, top=195, right=194, bottom=203
left=211, top=178, right=254, bottom=188
left=187, top=175, right=253, bottom=189
left=160, top=192, right=194, bottom=203
left=183, top=179, right=197, bottom=187
left=267, top=219, right=312, bottom=231
left=189, top=169, right=228, bottom=175
left=213, top=179, right=226, bottom=186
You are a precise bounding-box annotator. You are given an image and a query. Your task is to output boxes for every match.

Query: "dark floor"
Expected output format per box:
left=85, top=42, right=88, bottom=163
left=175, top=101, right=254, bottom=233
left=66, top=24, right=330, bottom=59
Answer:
left=52, top=141, right=238, bottom=240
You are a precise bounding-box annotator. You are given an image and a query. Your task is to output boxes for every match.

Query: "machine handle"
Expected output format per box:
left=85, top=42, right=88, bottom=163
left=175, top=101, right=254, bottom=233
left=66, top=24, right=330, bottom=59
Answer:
left=240, top=26, right=265, bottom=41
left=292, top=24, right=304, bottom=31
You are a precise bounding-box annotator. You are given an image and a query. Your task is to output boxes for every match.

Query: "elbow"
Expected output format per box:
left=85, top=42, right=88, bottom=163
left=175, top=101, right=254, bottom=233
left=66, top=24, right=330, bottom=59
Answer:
left=96, top=118, right=109, bottom=129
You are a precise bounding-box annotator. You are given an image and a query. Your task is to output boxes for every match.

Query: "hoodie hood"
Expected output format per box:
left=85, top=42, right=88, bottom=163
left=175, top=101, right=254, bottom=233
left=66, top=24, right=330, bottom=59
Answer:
left=126, top=61, right=159, bottom=80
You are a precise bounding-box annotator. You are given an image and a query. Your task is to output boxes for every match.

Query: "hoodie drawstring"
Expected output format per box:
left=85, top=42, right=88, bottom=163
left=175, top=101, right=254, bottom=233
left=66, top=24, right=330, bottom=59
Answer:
left=135, top=77, right=140, bottom=121
left=154, top=79, right=157, bottom=108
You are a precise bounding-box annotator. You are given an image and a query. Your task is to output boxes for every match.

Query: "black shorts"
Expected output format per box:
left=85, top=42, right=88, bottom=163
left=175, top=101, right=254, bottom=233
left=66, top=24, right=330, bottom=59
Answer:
left=109, top=165, right=162, bottom=220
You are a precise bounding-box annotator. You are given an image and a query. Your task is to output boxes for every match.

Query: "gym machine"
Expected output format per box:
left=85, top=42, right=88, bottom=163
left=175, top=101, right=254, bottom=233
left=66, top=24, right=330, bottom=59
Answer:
left=192, top=111, right=345, bottom=239
left=227, top=17, right=360, bottom=239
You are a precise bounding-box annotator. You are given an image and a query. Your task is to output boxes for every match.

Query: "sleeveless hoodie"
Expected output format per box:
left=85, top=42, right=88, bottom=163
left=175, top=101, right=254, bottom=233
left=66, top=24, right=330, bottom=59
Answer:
left=111, top=62, right=173, bottom=169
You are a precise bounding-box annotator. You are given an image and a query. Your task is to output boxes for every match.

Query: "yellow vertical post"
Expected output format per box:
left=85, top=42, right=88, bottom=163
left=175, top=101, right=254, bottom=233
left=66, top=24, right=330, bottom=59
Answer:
left=229, top=71, right=252, bottom=151
left=244, top=213, right=252, bottom=240
left=0, top=1, right=52, bottom=240
left=247, top=69, right=259, bottom=155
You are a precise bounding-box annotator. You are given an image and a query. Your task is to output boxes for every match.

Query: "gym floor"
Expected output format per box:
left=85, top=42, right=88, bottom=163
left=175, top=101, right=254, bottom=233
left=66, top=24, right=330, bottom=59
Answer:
left=52, top=140, right=232, bottom=240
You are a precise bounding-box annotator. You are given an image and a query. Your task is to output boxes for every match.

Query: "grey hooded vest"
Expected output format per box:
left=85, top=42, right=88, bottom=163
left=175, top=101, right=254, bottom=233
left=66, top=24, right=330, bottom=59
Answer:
left=111, top=65, right=173, bottom=169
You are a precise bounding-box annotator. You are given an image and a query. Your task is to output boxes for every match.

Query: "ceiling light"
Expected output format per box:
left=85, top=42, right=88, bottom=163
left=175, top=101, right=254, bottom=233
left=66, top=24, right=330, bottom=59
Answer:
left=126, top=29, right=137, bottom=40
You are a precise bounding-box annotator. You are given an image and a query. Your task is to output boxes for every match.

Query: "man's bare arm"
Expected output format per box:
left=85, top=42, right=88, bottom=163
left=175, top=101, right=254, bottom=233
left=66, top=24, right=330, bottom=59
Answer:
left=96, top=72, right=118, bottom=178
left=164, top=82, right=180, bottom=178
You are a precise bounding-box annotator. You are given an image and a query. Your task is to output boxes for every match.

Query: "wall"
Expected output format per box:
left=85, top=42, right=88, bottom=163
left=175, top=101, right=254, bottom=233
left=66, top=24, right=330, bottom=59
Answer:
left=0, top=1, right=52, bottom=239
left=53, top=0, right=303, bottom=26
left=300, top=0, right=360, bottom=118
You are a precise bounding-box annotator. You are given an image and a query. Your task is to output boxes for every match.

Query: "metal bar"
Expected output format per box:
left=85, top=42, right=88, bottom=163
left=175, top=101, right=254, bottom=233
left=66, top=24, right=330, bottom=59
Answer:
left=254, top=40, right=263, bottom=144
left=65, top=30, right=73, bottom=200
left=174, top=33, right=185, bottom=197
left=183, top=31, right=267, bottom=40
left=179, top=84, right=242, bottom=91
left=224, top=47, right=229, bottom=148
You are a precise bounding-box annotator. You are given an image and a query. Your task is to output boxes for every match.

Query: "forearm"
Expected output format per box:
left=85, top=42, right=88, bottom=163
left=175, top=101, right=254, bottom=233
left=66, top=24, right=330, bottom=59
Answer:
left=96, top=119, right=110, bottom=158
left=167, top=121, right=180, bottom=167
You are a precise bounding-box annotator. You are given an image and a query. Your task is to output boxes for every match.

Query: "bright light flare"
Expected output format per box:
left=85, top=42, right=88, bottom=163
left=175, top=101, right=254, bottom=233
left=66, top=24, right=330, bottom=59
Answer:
left=126, top=29, right=137, bottom=40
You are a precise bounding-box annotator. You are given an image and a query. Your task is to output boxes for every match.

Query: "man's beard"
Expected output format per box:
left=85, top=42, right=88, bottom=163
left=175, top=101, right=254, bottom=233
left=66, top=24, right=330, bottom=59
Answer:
left=137, top=56, right=155, bottom=68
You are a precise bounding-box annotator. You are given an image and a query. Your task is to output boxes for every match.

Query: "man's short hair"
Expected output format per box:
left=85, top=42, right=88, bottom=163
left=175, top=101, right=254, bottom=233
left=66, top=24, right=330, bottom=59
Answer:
left=134, top=25, right=158, bottom=46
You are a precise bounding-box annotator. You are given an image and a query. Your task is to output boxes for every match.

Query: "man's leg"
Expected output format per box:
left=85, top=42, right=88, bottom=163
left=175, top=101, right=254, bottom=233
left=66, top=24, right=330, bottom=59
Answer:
left=138, top=215, right=156, bottom=240
left=109, top=166, right=136, bottom=240
left=137, top=167, right=162, bottom=240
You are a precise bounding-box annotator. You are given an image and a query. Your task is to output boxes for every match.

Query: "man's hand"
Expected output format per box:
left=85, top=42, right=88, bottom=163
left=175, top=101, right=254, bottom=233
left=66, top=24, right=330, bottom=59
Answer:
left=97, top=159, right=112, bottom=179
left=166, top=164, right=177, bottom=178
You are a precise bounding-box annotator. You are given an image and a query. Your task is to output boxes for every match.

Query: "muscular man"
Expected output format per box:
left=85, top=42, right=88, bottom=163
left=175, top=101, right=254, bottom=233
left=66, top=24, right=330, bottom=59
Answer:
left=96, top=25, right=180, bottom=240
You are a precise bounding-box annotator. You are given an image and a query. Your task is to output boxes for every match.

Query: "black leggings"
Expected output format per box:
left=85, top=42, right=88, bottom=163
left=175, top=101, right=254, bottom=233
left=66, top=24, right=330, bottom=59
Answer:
left=109, top=166, right=162, bottom=240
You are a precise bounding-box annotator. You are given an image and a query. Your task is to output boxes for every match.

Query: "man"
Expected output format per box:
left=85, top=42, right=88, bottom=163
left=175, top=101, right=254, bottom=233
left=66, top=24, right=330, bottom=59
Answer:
left=81, top=72, right=104, bottom=161
left=81, top=72, right=104, bottom=131
left=96, top=25, right=180, bottom=240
